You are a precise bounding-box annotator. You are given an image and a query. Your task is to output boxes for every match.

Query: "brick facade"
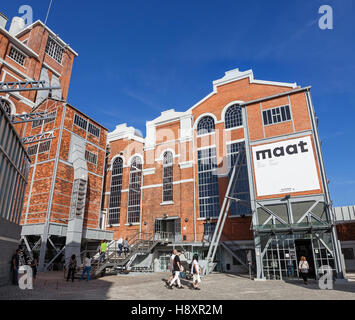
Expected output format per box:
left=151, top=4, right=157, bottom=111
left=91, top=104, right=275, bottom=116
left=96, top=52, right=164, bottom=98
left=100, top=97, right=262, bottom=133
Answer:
left=104, top=68, right=324, bottom=245
left=21, top=99, right=108, bottom=230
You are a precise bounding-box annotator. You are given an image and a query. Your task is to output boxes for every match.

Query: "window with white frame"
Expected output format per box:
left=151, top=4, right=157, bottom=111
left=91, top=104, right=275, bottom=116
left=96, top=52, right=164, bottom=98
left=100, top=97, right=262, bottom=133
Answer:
left=38, top=141, right=51, bottom=154
left=73, top=114, right=88, bottom=130
left=225, top=104, right=243, bottom=129
left=227, top=142, right=251, bottom=216
left=162, top=151, right=173, bottom=202
left=127, top=156, right=142, bottom=223
left=45, top=36, right=64, bottom=64
left=262, top=105, right=291, bottom=126
left=27, top=144, right=38, bottom=156
left=108, top=157, right=123, bottom=225
left=88, top=122, right=100, bottom=137
left=197, top=116, right=215, bottom=136
left=44, top=111, right=56, bottom=124
left=85, top=150, right=98, bottom=165
left=197, top=147, right=220, bottom=218
left=9, top=47, right=26, bottom=66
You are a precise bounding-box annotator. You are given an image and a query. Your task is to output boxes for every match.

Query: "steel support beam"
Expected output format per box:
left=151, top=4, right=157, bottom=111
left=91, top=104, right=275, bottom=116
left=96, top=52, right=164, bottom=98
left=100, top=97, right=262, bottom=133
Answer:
left=22, top=131, right=55, bottom=145
left=305, top=89, right=345, bottom=279
left=0, top=80, right=60, bottom=93
left=242, top=105, right=265, bottom=280
left=10, top=112, right=56, bottom=124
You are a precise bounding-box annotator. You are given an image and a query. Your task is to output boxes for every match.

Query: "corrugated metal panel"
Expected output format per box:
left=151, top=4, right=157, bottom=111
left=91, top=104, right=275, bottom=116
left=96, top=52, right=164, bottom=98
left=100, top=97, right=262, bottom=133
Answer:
left=333, top=206, right=355, bottom=222
left=0, top=102, right=30, bottom=224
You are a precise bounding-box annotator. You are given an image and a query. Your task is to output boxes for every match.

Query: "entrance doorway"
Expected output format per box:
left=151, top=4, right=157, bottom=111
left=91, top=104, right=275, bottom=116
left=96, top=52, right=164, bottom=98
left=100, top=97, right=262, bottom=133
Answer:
left=295, top=239, right=316, bottom=279
left=154, top=218, right=181, bottom=243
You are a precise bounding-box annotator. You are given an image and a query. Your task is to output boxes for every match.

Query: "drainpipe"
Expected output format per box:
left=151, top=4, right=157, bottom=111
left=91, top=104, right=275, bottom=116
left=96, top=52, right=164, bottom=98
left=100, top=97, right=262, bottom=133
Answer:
left=192, top=116, right=197, bottom=242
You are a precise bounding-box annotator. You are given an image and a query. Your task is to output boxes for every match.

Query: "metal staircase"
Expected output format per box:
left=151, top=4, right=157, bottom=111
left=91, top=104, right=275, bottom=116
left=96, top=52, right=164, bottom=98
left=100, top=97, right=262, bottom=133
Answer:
left=79, top=232, right=159, bottom=278
left=205, top=146, right=247, bottom=275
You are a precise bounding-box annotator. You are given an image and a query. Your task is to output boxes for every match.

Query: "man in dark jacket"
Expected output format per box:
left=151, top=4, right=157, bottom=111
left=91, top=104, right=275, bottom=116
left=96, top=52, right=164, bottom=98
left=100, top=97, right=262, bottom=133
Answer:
left=167, top=250, right=184, bottom=289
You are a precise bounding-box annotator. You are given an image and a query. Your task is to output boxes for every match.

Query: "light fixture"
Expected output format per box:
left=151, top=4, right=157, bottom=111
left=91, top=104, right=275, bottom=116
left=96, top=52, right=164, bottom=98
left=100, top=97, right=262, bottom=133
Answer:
left=184, top=218, right=188, bottom=223
left=144, top=221, right=147, bottom=226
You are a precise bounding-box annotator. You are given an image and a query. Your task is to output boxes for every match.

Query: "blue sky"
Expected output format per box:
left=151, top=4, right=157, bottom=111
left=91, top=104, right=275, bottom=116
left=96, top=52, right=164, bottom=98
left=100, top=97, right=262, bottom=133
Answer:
left=3, top=0, right=355, bottom=206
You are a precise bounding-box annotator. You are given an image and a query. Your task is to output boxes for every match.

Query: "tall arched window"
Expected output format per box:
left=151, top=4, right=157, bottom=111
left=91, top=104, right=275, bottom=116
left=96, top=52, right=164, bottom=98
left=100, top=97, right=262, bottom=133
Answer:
left=127, top=156, right=142, bottom=224
left=108, top=157, right=123, bottom=224
left=197, top=116, right=215, bottom=136
left=225, top=104, right=243, bottom=129
left=162, top=151, right=173, bottom=202
left=0, top=99, right=12, bottom=116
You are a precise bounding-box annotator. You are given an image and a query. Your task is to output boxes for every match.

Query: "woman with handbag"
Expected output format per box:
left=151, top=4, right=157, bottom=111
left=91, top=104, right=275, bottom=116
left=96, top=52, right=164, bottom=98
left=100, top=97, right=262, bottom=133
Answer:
left=298, top=256, right=309, bottom=285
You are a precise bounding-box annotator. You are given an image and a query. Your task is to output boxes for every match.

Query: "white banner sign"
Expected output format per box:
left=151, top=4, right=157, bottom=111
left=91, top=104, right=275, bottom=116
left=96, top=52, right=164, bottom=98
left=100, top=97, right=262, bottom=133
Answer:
left=252, top=136, right=320, bottom=197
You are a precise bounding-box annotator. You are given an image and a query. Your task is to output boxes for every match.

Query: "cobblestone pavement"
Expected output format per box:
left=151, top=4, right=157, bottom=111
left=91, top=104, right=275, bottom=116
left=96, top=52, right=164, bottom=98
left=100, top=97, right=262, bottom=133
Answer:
left=1, top=271, right=355, bottom=300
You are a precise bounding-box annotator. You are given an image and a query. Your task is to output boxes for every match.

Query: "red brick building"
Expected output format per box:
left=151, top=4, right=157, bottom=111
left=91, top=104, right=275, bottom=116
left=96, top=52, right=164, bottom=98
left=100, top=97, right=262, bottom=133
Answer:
left=0, top=12, right=347, bottom=279
left=0, top=14, right=112, bottom=271
left=103, top=68, right=347, bottom=279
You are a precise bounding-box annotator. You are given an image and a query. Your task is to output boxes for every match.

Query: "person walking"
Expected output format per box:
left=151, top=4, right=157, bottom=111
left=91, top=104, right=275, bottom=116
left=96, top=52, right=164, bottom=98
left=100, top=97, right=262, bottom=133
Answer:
left=123, top=237, right=129, bottom=258
left=67, top=254, right=77, bottom=282
left=166, top=249, right=177, bottom=286
left=80, top=253, right=92, bottom=281
left=299, top=256, right=309, bottom=285
left=168, top=250, right=184, bottom=289
left=11, top=249, right=20, bottom=285
left=117, top=237, right=123, bottom=257
left=191, top=254, right=202, bottom=290
left=100, top=240, right=107, bottom=263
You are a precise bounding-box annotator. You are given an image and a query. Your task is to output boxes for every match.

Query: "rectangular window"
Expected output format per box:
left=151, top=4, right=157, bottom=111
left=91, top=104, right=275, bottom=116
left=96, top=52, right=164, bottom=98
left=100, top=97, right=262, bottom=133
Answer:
left=203, top=222, right=216, bottom=235
left=27, top=144, right=38, bottom=156
left=197, top=147, right=220, bottom=218
left=38, top=141, right=51, bottom=154
left=85, top=150, right=97, bottom=165
left=127, top=162, right=142, bottom=224
left=32, top=119, right=43, bottom=129
left=44, top=111, right=56, bottom=124
left=162, top=165, right=173, bottom=202
left=73, top=114, right=88, bottom=130
left=9, top=47, right=26, bottom=66
left=227, top=142, right=251, bottom=216
left=45, top=36, right=64, bottom=64
left=88, top=122, right=100, bottom=137
left=262, top=105, right=291, bottom=126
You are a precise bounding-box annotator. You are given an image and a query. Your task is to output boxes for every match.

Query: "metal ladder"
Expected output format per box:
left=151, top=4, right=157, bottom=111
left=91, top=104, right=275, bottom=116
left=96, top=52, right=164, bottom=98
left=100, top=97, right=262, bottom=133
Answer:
left=205, top=146, right=246, bottom=275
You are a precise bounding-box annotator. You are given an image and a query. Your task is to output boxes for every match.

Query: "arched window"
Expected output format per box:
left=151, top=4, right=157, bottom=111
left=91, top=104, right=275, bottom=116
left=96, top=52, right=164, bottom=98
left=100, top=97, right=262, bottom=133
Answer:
left=0, top=99, right=12, bottom=116
left=197, top=116, right=215, bottom=136
left=127, top=156, right=142, bottom=224
left=162, top=151, right=173, bottom=202
left=225, top=104, right=243, bottom=129
left=108, top=157, right=123, bottom=224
